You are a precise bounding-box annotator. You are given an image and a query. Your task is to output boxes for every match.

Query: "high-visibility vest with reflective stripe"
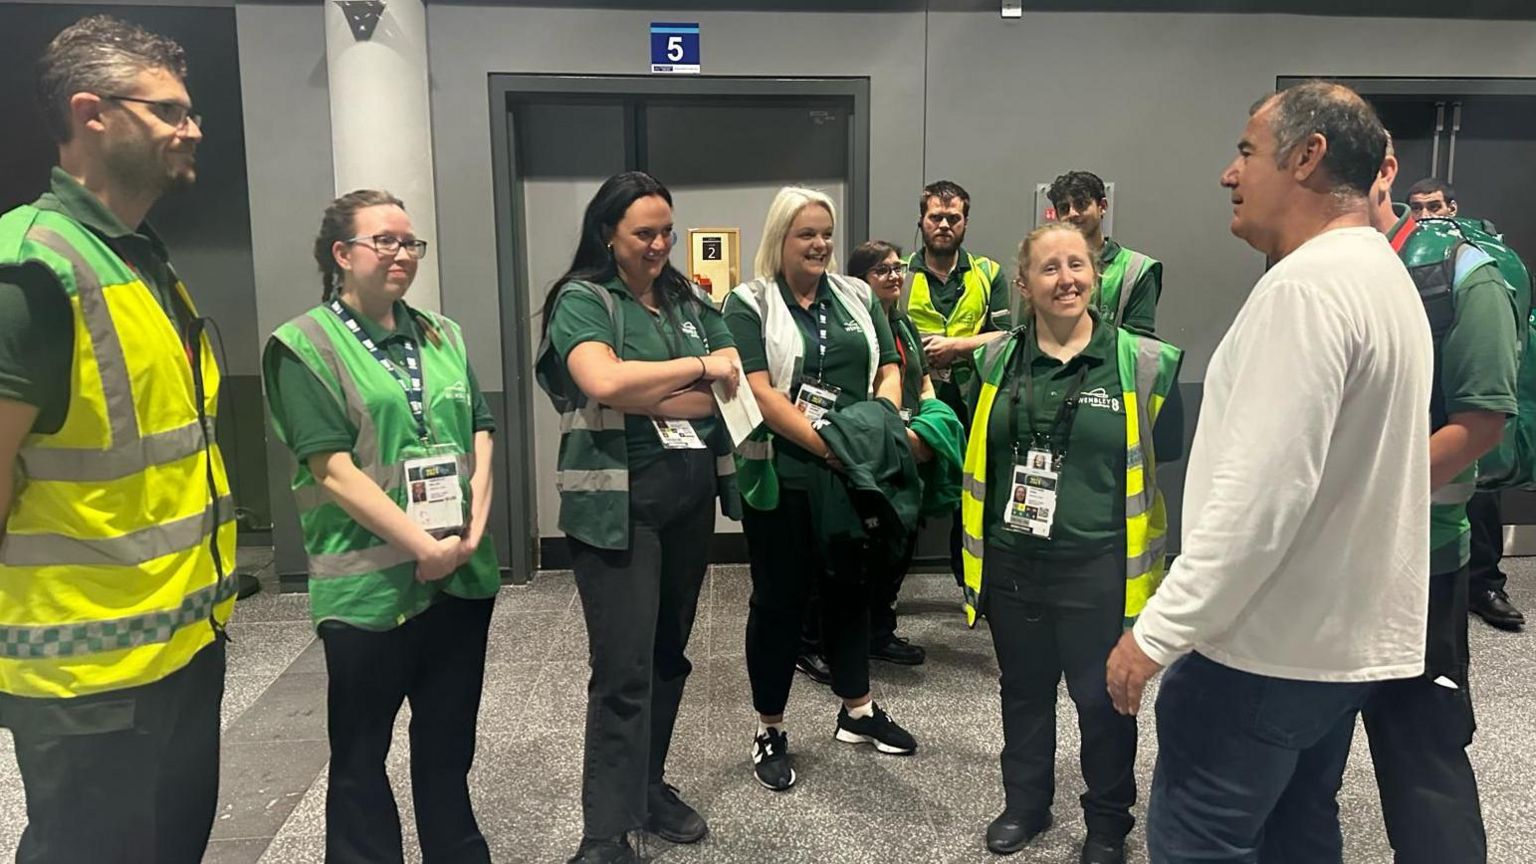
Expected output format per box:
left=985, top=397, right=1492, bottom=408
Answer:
left=1098, top=246, right=1157, bottom=329
left=534, top=281, right=740, bottom=550
left=905, top=252, right=1001, bottom=340
left=267, top=304, right=500, bottom=629
left=0, top=206, right=237, bottom=699
left=959, top=326, right=1181, bottom=628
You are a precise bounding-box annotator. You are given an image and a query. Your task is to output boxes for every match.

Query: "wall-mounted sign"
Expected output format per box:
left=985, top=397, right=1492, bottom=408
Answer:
left=651, top=22, right=700, bottom=75
left=689, top=228, right=739, bottom=303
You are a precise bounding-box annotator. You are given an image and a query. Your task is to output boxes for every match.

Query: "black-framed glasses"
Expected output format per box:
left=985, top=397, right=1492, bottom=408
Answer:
left=346, top=234, right=430, bottom=259
left=103, top=95, right=201, bottom=130
left=869, top=263, right=907, bottom=278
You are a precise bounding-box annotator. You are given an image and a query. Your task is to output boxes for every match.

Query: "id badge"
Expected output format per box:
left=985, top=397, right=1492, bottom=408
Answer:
left=1003, top=448, right=1059, bottom=538
left=404, top=449, right=466, bottom=534
left=652, top=418, right=707, bottom=450
left=899, top=408, right=913, bottom=425
left=794, top=379, right=841, bottom=426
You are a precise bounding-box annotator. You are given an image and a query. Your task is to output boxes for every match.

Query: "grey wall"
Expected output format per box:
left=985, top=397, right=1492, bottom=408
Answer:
left=233, top=2, right=1536, bottom=559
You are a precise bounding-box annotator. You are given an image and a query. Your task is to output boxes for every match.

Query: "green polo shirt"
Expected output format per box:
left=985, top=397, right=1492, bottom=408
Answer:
left=723, top=275, right=899, bottom=489
left=983, top=319, right=1128, bottom=560
left=266, top=300, right=496, bottom=462
left=548, top=277, right=734, bottom=470
left=889, top=308, right=928, bottom=411
left=905, top=245, right=1012, bottom=330
left=1098, top=238, right=1161, bottom=336
left=1390, top=210, right=1522, bottom=575
left=0, top=168, right=186, bottom=435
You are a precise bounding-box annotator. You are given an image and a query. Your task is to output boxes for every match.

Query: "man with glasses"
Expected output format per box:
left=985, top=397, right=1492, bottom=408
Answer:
left=0, top=16, right=234, bottom=863
left=904, top=180, right=1011, bottom=586
left=1047, top=170, right=1163, bottom=335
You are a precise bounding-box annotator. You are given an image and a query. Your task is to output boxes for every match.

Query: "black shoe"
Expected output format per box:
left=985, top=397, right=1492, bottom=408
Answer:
left=985, top=810, right=1053, bottom=855
left=1080, top=835, right=1127, bottom=864
left=752, top=726, right=796, bottom=791
left=566, top=836, right=643, bottom=864
left=235, top=572, right=262, bottom=600
left=795, top=652, right=833, bottom=686
left=646, top=783, right=707, bottom=844
left=1471, top=588, right=1525, bottom=630
left=834, top=702, right=917, bottom=755
left=869, top=633, right=926, bottom=665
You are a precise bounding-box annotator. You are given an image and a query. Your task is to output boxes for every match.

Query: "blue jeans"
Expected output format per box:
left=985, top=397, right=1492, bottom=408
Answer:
left=1147, top=653, right=1377, bottom=864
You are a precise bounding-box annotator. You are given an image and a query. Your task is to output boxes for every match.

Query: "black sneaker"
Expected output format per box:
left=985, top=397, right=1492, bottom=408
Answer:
left=646, top=783, right=707, bottom=844
left=795, top=651, right=833, bottom=686
left=1080, top=834, right=1127, bottom=864
left=566, top=835, right=643, bottom=864
left=834, top=702, right=917, bottom=755
left=1470, top=588, right=1525, bottom=631
left=752, top=726, right=796, bottom=791
left=985, top=810, right=1053, bottom=855
left=869, top=633, right=926, bottom=665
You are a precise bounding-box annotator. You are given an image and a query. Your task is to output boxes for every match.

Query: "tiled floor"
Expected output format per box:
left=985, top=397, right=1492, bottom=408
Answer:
left=2, top=557, right=1534, bottom=863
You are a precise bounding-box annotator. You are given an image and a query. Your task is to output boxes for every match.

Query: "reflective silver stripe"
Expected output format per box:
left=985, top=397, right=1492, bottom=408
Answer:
left=1432, top=482, right=1476, bottom=506
left=19, top=419, right=211, bottom=482
left=290, top=453, right=474, bottom=512
left=29, top=228, right=141, bottom=444
left=306, top=542, right=416, bottom=580
left=557, top=468, right=629, bottom=492
left=962, top=530, right=986, bottom=560
left=964, top=474, right=987, bottom=501
left=1118, top=251, right=1150, bottom=323
left=0, top=496, right=235, bottom=567
left=1126, top=487, right=1150, bottom=519
left=559, top=406, right=626, bottom=432
left=0, top=573, right=239, bottom=660
left=289, top=313, right=382, bottom=468
left=736, top=439, right=773, bottom=460
left=715, top=454, right=737, bottom=477
left=1128, top=534, right=1169, bottom=578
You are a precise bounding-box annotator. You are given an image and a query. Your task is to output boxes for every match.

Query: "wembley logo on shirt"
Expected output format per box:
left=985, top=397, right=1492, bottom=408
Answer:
left=680, top=320, right=700, bottom=340
left=843, top=319, right=863, bottom=334
left=1078, top=387, right=1122, bottom=413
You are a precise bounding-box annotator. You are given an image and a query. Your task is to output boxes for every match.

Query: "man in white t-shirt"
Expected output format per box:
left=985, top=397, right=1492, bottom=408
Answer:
left=1104, top=81, right=1433, bottom=863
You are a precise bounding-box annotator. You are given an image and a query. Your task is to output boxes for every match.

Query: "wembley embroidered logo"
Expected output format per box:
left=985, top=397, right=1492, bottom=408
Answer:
left=681, top=321, right=700, bottom=340
left=1078, top=387, right=1121, bottom=412
left=843, top=319, right=863, bottom=333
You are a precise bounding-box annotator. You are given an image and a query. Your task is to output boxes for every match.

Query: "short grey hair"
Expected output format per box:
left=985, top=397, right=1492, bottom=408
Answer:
left=1251, top=80, right=1387, bottom=199
left=36, top=15, right=189, bottom=144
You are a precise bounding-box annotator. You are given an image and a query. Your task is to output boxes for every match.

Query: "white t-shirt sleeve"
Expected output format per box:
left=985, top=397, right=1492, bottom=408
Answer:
left=1133, top=279, right=1354, bottom=666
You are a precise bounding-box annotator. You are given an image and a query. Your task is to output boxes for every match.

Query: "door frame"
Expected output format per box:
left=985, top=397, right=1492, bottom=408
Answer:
left=487, top=74, right=872, bottom=580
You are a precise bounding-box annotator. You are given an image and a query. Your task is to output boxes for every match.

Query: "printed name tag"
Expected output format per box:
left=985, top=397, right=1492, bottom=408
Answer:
left=652, top=418, right=707, bottom=449
left=1003, top=448, right=1059, bottom=538
left=404, top=454, right=466, bottom=534
left=794, top=379, right=841, bottom=426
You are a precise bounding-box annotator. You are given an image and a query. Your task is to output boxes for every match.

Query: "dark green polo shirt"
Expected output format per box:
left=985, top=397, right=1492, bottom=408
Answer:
left=905, top=245, right=1012, bottom=331
left=890, top=308, right=928, bottom=411
left=1098, top=237, right=1161, bottom=336
left=983, top=319, right=1127, bottom=560
left=548, top=278, right=734, bottom=469
left=723, top=275, right=899, bottom=488
left=266, top=300, right=495, bottom=462
left=0, top=168, right=186, bottom=435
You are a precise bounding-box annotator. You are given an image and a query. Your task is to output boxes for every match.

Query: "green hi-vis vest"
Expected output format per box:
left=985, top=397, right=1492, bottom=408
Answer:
left=534, top=280, right=740, bottom=551
left=0, top=206, right=237, bottom=698
left=1098, top=246, right=1156, bottom=328
left=959, top=327, right=1181, bottom=628
left=266, top=305, right=499, bottom=630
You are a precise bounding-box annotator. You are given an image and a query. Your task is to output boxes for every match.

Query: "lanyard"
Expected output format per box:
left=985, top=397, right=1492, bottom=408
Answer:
left=642, top=296, right=710, bottom=358
left=1006, top=327, right=1090, bottom=461
left=329, top=300, right=430, bottom=441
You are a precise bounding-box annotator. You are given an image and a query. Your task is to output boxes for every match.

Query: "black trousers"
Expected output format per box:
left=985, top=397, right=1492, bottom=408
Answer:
left=569, top=449, right=715, bottom=841
left=937, top=379, right=973, bottom=585
left=4, top=634, right=225, bottom=864
left=802, top=529, right=916, bottom=649
left=319, top=594, right=495, bottom=864
left=984, top=547, right=1136, bottom=840
left=745, top=488, right=872, bottom=714
left=1467, top=491, right=1507, bottom=594
left=1363, top=566, right=1487, bottom=864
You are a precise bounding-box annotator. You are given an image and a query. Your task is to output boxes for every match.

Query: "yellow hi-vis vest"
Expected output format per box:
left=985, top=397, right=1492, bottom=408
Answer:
left=959, top=326, right=1181, bottom=628
left=905, top=252, right=1002, bottom=340
left=0, top=206, right=236, bottom=699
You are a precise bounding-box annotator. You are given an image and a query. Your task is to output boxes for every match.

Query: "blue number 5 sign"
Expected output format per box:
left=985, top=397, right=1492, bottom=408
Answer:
left=650, top=23, right=700, bottom=75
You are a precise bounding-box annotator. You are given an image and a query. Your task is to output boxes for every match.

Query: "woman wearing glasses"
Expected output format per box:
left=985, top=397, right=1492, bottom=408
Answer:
left=262, top=190, right=500, bottom=864
left=536, top=171, right=741, bottom=864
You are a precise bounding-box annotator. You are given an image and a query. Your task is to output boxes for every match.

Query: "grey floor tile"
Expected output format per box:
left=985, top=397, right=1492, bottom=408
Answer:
left=222, top=672, right=277, bottom=730
left=496, top=572, right=576, bottom=614
left=201, top=837, right=271, bottom=864
left=653, top=812, right=940, bottom=864
left=224, top=672, right=328, bottom=744
left=256, top=835, right=326, bottom=863
left=225, top=621, right=320, bottom=679
left=212, top=739, right=330, bottom=841
left=485, top=610, right=570, bottom=665
left=477, top=661, right=544, bottom=733
left=228, top=591, right=313, bottom=625
left=284, top=637, right=329, bottom=676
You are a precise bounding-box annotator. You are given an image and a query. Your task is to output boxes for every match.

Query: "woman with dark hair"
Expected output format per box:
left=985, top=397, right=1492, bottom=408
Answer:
left=262, top=190, right=500, bottom=863
left=535, top=171, right=741, bottom=864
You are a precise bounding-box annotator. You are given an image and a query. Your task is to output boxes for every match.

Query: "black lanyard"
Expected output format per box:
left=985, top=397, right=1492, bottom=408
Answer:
left=329, top=300, right=429, bottom=441
left=1005, top=327, right=1089, bottom=462
left=643, top=296, right=709, bottom=358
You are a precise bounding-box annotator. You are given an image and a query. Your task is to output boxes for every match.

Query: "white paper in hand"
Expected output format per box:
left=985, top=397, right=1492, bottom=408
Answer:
left=712, top=356, right=763, bottom=448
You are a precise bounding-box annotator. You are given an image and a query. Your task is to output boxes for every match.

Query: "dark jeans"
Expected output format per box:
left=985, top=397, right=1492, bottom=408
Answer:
left=745, top=488, right=872, bottom=713
left=985, top=548, right=1135, bottom=839
left=1363, top=567, right=1486, bottom=864
left=1147, top=653, right=1376, bottom=864
left=803, top=529, right=916, bottom=649
left=3, top=634, right=226, bottom=864
left=319, top=594, right=495, bottom=864
left=1467, top=491, right=1506, bottom=594
left=569, top=449, right=715, bottom=840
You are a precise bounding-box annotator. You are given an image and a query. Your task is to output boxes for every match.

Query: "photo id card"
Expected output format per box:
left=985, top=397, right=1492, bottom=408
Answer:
left=1003, top=448, right=1058, bottom=538
left=652, top=418, right=707, bottom=449
left=794, top=379, right=841, bottom=426
left=404, top=453, right=466, bottom=534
